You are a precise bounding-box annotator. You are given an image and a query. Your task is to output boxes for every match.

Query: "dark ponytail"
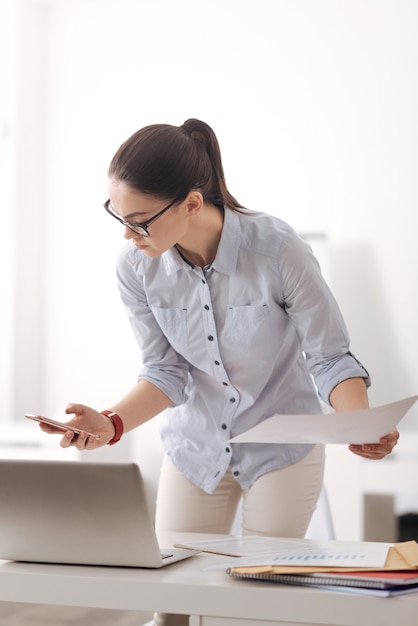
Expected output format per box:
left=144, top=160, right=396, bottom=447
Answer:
left=108, top=119, right=246, bottom=211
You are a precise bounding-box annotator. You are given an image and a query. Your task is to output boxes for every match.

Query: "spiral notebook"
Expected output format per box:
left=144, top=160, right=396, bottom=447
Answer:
left=227, top=540, right=418, bottom=597
left=226, top=568, right=418, bottom=597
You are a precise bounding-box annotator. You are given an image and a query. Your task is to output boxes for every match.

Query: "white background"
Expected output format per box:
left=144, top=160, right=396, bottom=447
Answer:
left=1, top=0, right=417, bottom=539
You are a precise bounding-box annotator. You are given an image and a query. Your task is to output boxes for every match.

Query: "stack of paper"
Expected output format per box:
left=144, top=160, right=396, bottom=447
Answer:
left=227, top=540, right=418, bottom=597
left=175, top=535, right=418, bottom=597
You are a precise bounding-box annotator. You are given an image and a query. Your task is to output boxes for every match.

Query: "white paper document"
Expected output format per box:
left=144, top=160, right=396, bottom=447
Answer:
left=175, top=536, right=391, bottom=568
left=231, top=540, right=391, bottom=569
left=229, top=395, right=418, bottom=445
left=175, top=535, right=286, bottom=557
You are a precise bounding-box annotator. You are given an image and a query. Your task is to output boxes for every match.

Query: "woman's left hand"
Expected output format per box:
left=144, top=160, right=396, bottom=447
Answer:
left=348, top=428, right=399, bottom=460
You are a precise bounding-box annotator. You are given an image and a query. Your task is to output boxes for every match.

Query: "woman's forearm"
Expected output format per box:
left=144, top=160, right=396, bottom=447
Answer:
left=330, top=377, right=400, bottom=459
left=329, top=377, right=369, bottom=412
left=108, top=379, right=173, bottom=432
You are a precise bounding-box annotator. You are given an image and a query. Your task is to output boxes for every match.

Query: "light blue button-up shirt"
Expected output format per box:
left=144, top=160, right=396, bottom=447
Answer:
left=116, top=209, right=370, bottom=493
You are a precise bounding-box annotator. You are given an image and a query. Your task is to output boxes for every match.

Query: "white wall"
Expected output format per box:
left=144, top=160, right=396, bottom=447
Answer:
left=4, top=0, right=418, bottom=536
left=0, top=0, right=17, bottom=423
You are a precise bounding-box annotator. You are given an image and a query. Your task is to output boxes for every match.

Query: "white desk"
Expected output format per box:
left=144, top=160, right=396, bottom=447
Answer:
left=1, top=533, right=417, bottom=626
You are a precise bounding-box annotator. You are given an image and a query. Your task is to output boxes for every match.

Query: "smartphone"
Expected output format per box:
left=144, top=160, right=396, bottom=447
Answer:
left=25, top=413, right=96, bottom=438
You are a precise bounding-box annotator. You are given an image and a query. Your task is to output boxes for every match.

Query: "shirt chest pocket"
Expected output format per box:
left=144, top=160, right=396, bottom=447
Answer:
left=224, top=304, right=271, bottom=346
left=150, top=306, right=189, bottom=355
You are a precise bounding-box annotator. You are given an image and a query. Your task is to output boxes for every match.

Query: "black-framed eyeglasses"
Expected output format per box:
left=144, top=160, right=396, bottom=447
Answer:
left=103, top=198, right=178, bottom=237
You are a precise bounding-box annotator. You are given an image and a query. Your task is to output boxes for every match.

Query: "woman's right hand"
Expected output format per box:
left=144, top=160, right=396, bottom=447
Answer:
left=39, top=403, right=116, bottom=451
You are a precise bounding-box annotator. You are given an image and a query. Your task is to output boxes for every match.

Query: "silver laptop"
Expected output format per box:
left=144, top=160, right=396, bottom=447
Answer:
left=0, top=459, right=198, bottom=568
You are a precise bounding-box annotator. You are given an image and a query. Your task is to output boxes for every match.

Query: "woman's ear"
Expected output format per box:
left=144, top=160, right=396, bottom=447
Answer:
left=184, top=191, right=204, bottom=215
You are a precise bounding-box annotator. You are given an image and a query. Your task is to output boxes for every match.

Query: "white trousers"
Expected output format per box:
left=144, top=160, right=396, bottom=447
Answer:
left=152, top=445, right=325, bottom=626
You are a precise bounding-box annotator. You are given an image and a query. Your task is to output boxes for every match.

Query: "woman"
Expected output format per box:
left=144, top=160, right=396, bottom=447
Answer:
left=42, top=119, right=398, bottom=626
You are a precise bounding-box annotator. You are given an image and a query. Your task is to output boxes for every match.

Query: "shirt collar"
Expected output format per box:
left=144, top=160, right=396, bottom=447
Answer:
left=212, top=208, right=241, bottom=275
left=162, top=208, right=241, bottom=277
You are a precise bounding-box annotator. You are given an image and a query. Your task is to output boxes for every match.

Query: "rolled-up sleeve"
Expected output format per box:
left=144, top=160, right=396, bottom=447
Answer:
left=279, top=231, right=370, bottom=403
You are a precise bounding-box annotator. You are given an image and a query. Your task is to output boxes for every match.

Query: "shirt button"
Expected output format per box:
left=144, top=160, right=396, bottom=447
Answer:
left=208, top=335, right=214, bottom=341
left=204, top=305, right=210, bottom=310
left=225, top=447, right=231, bottom=453
left=201, top=279, right=206, bottom=284
left=229, top=397, right=236, bottom=403
left=214, top=360, right=220, bottom=366
left=233, top=470, right=240, bottom=477
left=221, top=424, right=227, bottom=430
left=222, top=382, right=228, bottom=386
